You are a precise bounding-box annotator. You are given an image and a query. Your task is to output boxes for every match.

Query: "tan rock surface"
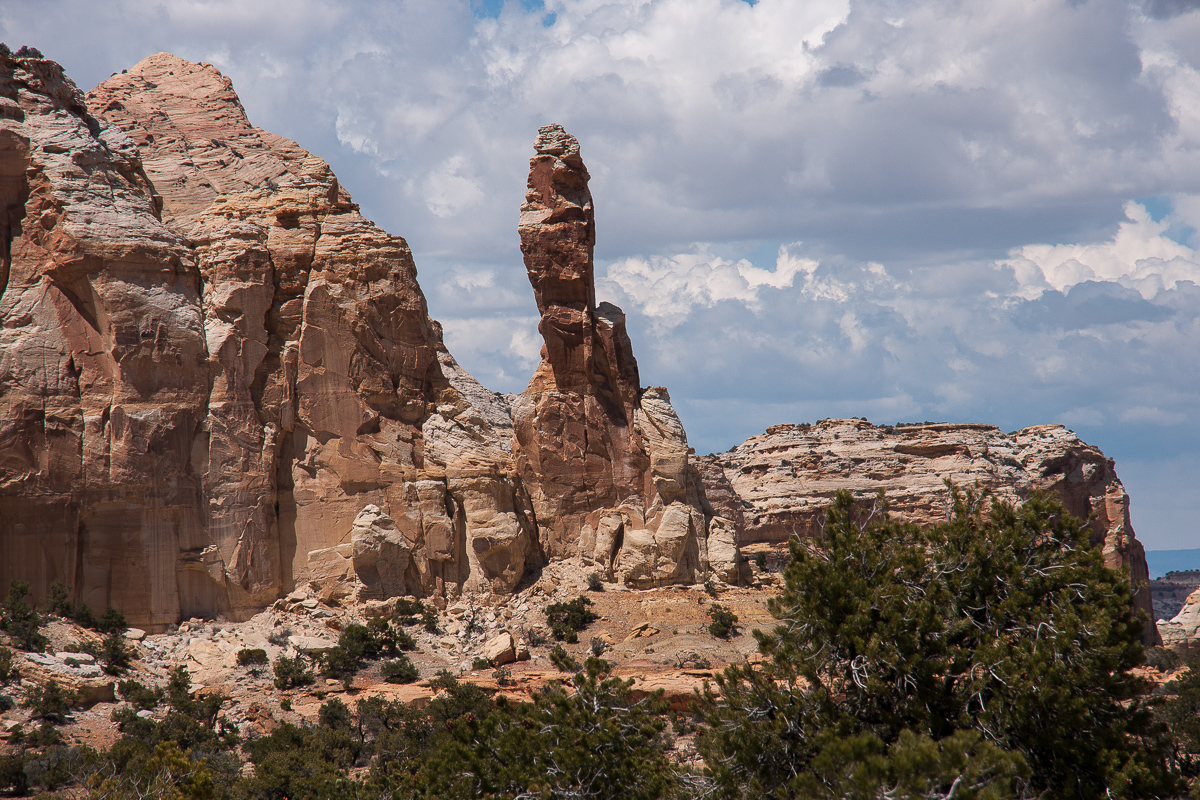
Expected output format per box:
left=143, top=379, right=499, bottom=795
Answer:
left=511, top=124, right=736, bottom=588
left=701, top=418, right=1159, bottom=643
left=1, top=57, right=729, bottom=627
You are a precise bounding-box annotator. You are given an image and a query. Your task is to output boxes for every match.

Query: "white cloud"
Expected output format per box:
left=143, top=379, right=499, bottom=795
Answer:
left=416, top=155, right=486, bottom=218
left=1006, top=199, right=1200, bottom=299
left=598, top=243, right=815, bottom=325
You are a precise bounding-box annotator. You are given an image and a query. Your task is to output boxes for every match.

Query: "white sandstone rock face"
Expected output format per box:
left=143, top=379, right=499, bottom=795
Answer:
left=703, top=419, right=1160, bottom=644
left=1160, top=588, right=1200, bottom=651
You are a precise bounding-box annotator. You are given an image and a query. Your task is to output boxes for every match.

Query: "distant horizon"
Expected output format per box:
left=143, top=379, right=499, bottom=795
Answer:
left=1146, top=548, right=1200, bottom=580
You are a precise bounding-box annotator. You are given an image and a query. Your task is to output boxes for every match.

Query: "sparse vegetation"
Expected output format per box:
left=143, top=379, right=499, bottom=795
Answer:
left=273, top=654, right=315, bottom=690
left=22, top=679, right=73, bottom=723
left=380, top=655, right=419, bottom=684
left=545, top=595, right=598, bottom=643
left=0, top=646, right=17, bottom=684
left=236, top=647, right=269, bottom=667
left=586, top=571, right=604, bottom=591
left=100, top=630, right=133, bottom=675
left=706, top=604, right=739, bottom=639
left=2, top=579, right=47, bottom=652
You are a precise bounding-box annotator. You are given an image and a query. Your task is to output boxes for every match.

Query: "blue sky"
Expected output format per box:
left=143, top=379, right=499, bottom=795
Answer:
left=3, top=0, right=1200, bottom=547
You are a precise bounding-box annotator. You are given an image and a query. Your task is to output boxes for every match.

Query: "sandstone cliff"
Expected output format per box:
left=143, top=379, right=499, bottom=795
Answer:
left=511, top=125, right=738, bottom=588
left=0, top=54, right=735, bottom=628
left=699, top=419, right=1159, bottom=643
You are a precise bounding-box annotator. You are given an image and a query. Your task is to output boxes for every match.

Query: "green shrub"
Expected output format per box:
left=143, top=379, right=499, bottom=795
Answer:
left=1146, top=646, right=1182, bottom=672
left=117, top=679, right=164, bottom=711
left=0, top=694, right=13, bottom=712
left=471, top=657, right=492, bottom=671
left=753, top=551, right=767, bottom=570
left=549, top=644, right=580, bottom=674
left=45, top=580, right=74, bottom=618
left=273, top=655, right=315, bottom=690
left=96, top=605, right=127, bottom=635
left=1, top=580, right=46, bottom=652
left=586, top=572, right=603, bottom=591
left=704, top=579, right=720, bottom=598
left=0, top=646, right=17, bottom=684
left=319, top=646, right=360, bottom=684
left=236, top=648, right=269, bottom=667
left=381, top=656, right=419, bottom=684
left=545, top=596, right=598, bottom=643
left=706, top=604, right=738, bottom=639
left=100, top=631, right=132, bottom=675
left=23, top=679, right=73, bottom=723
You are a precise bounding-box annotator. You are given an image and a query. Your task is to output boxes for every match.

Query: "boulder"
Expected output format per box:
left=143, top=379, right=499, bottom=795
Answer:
left=483, top=631, right=516, bottom=665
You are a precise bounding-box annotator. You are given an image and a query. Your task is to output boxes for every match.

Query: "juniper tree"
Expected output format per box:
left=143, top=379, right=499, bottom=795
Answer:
left=699, top=488, right=1178, bottom=800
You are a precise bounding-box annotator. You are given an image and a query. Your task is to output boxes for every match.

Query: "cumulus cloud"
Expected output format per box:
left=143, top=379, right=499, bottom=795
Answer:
left=1007, top=199, right=1200, bottom=299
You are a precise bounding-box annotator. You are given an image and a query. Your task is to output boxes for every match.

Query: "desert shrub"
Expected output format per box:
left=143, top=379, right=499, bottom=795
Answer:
left=415, top=656, right=676, bottom=800
left=0, top=694, right=13, bottom=712
left=14, top=45, right=44, bottom=59
left=0, top=646, right=17, bottom=684
left=273, top=655, right=315, bottom=690
left=704, top=579, right=720, bottom=598
left=267, top=626, right=291, bottom=647
left=118, top=679, right=164, bottom=711
left=236, top=648, right=269, bottom=667
left=706, top=604, right=739, bottom=639
left=45, top=579, right=74, bottom=618
left=549, top=644, right=580, bottom=674
left=97, top=605, right=127, bottom=635
left=545, top=596, right=598, bottom=643
left=1, top=580, right=46, bottom=652
left=586, top=571, right=604, bottom=591
left=753, top=551, right=767, bottom=570
left=589, top=636, right=608, bottom=657
left=100, top=632, right=132, bottom=675
left=1146, top=646, right=1182, bottom=672
left=381, top=656, right=419, bottom=685
left=526, top=627, right=548, bottom=647
left=319, top=646, right=361, bottom=686
left=23, top=679, right=73, bottom=723
left=393, top=627, right=417, bottom=651
left=471, top=656, right=492, bottom=671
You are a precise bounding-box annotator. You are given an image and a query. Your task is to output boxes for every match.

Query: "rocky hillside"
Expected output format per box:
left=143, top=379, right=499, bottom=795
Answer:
left=699, top=419, right=1159, bottom=643
left=0, top=52, right=736, bottom=629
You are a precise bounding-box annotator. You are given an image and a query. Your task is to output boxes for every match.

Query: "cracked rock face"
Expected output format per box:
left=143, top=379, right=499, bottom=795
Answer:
left=0, top=60, right=731, bottom=627
left=701, top=419, right=1159, bottom=644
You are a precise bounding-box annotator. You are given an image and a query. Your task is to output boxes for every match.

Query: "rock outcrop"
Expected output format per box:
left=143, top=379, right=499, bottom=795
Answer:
left=511, top=124, right=738, bottom=588
left=0, top=55, right=733, bottom=628
left=700, top=419, right=1158, bottom=643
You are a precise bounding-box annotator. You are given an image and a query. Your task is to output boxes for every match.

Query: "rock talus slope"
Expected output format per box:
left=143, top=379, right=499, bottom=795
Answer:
left=700, top=419, right=1159, bottom=643
left=0, top=55, right=735, bottom=627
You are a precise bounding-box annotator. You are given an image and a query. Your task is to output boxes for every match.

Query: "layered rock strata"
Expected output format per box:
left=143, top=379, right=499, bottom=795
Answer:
left=512, top=124, right=738, bottom=587
left=0, top=54, right=734, bottom=628
left=700, top=419, right=1158, bottom=643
